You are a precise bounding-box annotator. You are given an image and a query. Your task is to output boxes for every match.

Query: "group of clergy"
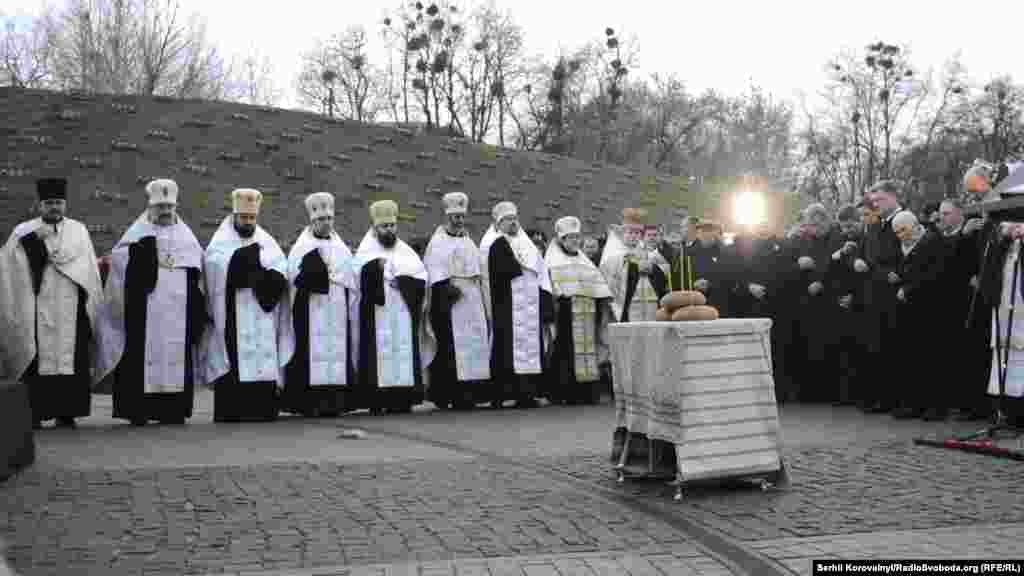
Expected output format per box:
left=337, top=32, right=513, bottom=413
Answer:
left=0, top=177, right=663, bottom=428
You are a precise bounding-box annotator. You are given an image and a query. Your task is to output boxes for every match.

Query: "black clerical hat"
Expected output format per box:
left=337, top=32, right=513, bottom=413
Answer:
left=36, top=178, right=68, bottom=201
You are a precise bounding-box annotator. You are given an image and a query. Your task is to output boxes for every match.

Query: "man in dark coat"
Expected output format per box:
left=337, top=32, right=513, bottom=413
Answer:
left=825, top=204, right=864, bottom=406
left=890, top=211, right=949, bottom=419
left=688, top=219, right=736, bottom=317
left=860, top=180, right=909, bottom=413
left=780, top=203, right=843, bottom=402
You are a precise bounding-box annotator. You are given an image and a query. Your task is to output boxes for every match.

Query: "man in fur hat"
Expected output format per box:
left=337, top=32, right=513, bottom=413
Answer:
left=0, top=178, right=102, bottom=429
left=545, top=215, right=614, bottom=405
left=94, top=179, right=207, bottom=426
left=202, top=188, right=291, bottom=422
left=353, top=200, right=433, bottom=414
left=599, top=208, right=669, bottom=323
left=480, top=201, right=555, bottom=409
left=282, top=192, right=356, bottom=417
left=423, top=192, right=491, bottom=410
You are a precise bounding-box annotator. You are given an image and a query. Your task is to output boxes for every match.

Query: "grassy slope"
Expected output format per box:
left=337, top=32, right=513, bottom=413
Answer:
left=1, top=87, right=686, bottom=254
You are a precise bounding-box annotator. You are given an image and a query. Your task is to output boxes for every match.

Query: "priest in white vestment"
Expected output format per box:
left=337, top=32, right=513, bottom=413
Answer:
left=480, top=201, right=555, bottom=409
left=282, top=192, right=357, bottom=417
left=599, top=208, right=670, bottom=323
left=94, top=179, right=207, bottom=426
left=423, top=192, right=491, bottom=410
left=0, top=178, right=102, bottom=429
left=352, top=200, right=433, bottom=414
left=203, top=188, right=292, bottom=422
left=545, top=216, right=614, bottom=405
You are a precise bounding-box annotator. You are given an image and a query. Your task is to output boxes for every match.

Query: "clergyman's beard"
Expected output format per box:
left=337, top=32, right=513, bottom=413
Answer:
left=42, top=212, right=63, bottom=224
left=446, top=225, right=465, bottom=237
left=378, top=232, right=397, bottom=248
left=559, top=242, right=578, bottom=256
left=313, top=225, right=332, bottom=239
left=234, top=223, right=255, bottom=238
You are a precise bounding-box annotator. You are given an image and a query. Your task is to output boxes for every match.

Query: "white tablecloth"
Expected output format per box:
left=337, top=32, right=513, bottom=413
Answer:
left=609, top=319, right=783, bottom=482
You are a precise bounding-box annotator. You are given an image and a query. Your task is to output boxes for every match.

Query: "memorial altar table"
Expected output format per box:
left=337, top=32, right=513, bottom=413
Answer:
left=608, top=318, right=787, bottom=500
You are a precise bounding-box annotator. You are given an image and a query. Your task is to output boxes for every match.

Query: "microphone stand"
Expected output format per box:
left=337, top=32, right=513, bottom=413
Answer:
left=965, top=204, right=992, bottom=330
left=966, top=235, right=1022, bottom=442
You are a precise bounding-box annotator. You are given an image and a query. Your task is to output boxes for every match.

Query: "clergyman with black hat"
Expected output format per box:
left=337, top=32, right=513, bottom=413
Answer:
left=352, top=200, right=434, bottom=414
left=202, top=188, right=292, bottom=422
left=0, top=178, right=103, bottom=429
left=94, top=178, right=208, bottom=426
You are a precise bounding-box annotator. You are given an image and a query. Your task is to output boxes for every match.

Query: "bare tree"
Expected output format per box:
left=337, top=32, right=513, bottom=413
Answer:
left=296, top=28, right=380, bottom=121
left=635, top=74, right=713, bottom=173
left=296, top=39, right=341, bottom=117
left=37, top=0, right=230, bottom=98
left=0, top=7, right=58, bottom=88
left=231, top=47, right=282, bottom=106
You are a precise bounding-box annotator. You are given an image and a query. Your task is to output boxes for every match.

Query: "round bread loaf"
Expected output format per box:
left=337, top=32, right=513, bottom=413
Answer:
left=659, top=290, right=706, bottom=311
left=655, top=307, right=672, bottom=321
left=670, top=305, right=720, bottom=322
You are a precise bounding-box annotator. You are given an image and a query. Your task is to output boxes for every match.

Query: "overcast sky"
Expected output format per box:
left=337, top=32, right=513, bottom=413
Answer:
left=6, top=0, right=1022, bottom=112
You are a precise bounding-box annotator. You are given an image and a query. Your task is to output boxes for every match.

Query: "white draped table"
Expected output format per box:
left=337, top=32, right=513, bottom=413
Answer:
left=608, top=319, right=788, bottom=499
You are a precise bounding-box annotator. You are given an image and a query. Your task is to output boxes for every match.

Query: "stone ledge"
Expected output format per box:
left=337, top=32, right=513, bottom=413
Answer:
left=0, top=378, right=34, bottom=482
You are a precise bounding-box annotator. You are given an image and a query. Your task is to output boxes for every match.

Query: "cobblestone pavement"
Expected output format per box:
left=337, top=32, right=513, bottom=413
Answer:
left=537, top=439, right=1024, bottom=541
left=0, top=458, right=730, bottom=576
left=202, top=549, right=732, bottom=576
left=753, top=523, right=1024, bottom=575
left=5, top=394, right=1024, bottom=576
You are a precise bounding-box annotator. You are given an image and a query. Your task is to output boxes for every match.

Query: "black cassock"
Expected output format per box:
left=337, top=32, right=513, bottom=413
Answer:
left=355, top=258, right=426, bottom=413
left=427, top=276, right=486, bottom=409
left=487, top=236, right=555, bottom=402
left=549, top=293, right=612, bottom=405
left=19, top=231, right=92, bottom=423
left=214, top=242, right=288, bottom=422
left=113, top=236, right=206, bottom=424
left=283, top=248, right=352, bottom=417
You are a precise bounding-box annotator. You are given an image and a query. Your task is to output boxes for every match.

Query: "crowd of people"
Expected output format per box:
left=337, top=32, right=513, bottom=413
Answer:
left=3, top=170, right=1022, bottom=430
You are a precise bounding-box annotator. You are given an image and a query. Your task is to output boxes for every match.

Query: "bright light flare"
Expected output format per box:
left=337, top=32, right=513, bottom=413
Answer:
left=734, top=190, right=765, bottom=228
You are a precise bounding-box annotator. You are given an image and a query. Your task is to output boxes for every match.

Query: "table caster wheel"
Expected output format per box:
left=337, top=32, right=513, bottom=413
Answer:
left=616, top=471, right=625, bottom=484
left=673, top=486, right=684, bottom=501
left=759, top=479, right=773, bottom=492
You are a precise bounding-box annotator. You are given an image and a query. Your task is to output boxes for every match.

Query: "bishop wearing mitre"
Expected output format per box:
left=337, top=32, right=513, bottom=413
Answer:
left=94, top=179, right=207, bottom=426
left=480, top=201, right=555, bottom=409
left=202, top=188, right=292, bottom=422
left=352, top=200, right=433, bottom=414
left=422, top=192, right=491, bottom=410
left=282, top=192, right=357, bottom=417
